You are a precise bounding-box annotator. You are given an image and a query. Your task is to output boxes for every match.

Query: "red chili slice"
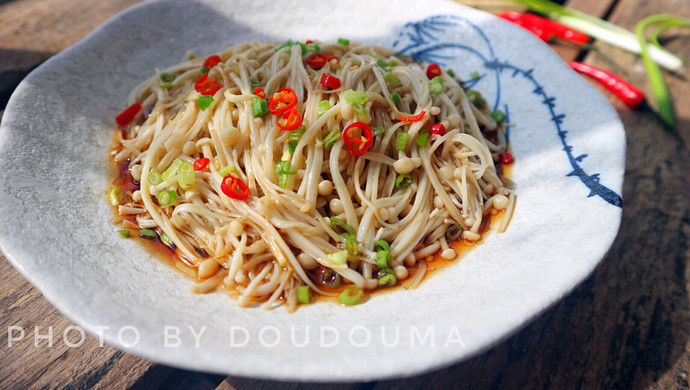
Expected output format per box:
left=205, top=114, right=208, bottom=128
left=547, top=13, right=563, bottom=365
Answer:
left=277, top=108, right=303, bottom=130
left=426, top=64, right=442, bottom=79
left=430, top=123, right=446, bottom=136
left=500, top=152, right=514, bottom=165
left=342, top=122, right=373, bottom=156
left=194, top=73, right=221, bottom=96
left=193, top=158, right=210, bottom=171
left=253, top=87, right=266, bottom=99
left=220, top=173, right=249, bottom=200
left=203, top=54, right=222, bottom=70
left=268, top=87, right=298, bottom=115
left=306, top=53, right=339, bottom=68
left=320, top=73, right=341, bottom=89
left=398, top=110, right=426, bottom=123
left=115, top=102, right=141, bottom=126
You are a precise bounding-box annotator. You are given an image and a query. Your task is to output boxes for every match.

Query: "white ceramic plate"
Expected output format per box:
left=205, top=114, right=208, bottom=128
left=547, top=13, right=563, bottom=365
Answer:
left=0, top=0, right=624, bottom=381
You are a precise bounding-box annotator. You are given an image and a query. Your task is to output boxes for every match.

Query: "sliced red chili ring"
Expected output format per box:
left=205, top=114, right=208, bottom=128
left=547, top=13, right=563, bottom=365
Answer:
left=194, top=73, right=221, bottom=96
left=430, top=123, right=446, bottom=135
left=220, top=173, right=249, bottom=200
left=398, top=110, right=426, bottom=123
left=203, top=54, right=222, bottom=69
left=320, top=73, right=341, bottom=89
left=342, top=121, right=373, bottom=156
left=268, top=87, right=298, bottom=115
left=277, top=108, right=303, bottom=130
left=500, top=152, right=514, bottom=165
left=306, top=53, right=339, bottom=68
left=115, top=102, right=142, bottom=126
left=426, top=63, right=442, bottom=79
left=193, top=157, right=210, bottom=171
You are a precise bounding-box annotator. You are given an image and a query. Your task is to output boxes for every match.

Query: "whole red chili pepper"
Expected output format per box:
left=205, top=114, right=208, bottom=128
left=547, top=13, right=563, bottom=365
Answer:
left=342, top=122, right=373, bottom=156
left=115, top=102, right=141, bottom=126
left=220, top=173, right=249, bottom=200
left=568, top=61, right=645, bottom=109
left=498, top=11, right=589, bottom=45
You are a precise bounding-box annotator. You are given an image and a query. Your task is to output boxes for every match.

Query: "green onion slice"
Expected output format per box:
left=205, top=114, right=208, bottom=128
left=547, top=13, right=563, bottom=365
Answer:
left=391, top=92, right=401, bottom=106
left=327, top=249, right=348, bottom=265
left=162, top=158, right=182, bottom=181
left=429, top=76, right=444, bottom=95
left=252, top=97, right=269, bottom=117
left=157, top=189, right=178, bottom=207
left=109, top=187, right=123, bottom=206
left=395, top=132, right=408, bottom=151
left=196, top=95, right=214, bottom=111
left=352, top=103, right=367, bottom=118
left=384, top=72, right=402, bottom=87
left=317, top=100, right=331, bottom=116
left=377, top=267, right=397, bottom=287
left=343, top=89, right=368, bottom=105
left=466, top=90, right=485, bottom=107
left=372, top=126, right=386, bottom=136
left=416, top=131, right=430, bottom=147
left=323, top=128, right=341, bottom=148
left=177, top=162, right=195, bottom=190
left=330, top=217, right=355, bottom=235
left=337, top=38, right=350, bottom=46
left=491, top=109, right=507, bottom=123
left=445, top=224, right=463, bottom=240
left=117, top=229, right=131, bottom=238
left=139, top=229, right=157, bottom=239
left=322, top=269, right=341, bottom=288
left=344, top=233, right=359, bottom=256
left=395, top=173, right=412, bottom=189
left=338, top=286, right=363, bottom=306
left=297, top=285, right=312, bottom=304
left=147, top=171, right=162, bottom=186
left=218, top=165, right=239, bottom=177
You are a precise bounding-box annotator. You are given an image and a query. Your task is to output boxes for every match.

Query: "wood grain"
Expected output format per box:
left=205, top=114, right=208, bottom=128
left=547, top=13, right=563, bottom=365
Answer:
left=1, top=0, right=689, bottom=388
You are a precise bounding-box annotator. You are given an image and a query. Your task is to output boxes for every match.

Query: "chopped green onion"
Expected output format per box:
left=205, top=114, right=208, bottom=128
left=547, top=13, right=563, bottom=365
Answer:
left=252, top=97, right=269, bottom=117
left=327, top=249, right=348, bottom=265
left=177, top=161, right=195, bottom=190
left=317, top=100, right=331, bottom=116
left=377, top=267, right=397, bottom=287
left=159, top=72, right=175, bottom=88
left=139, top=229, right=157, bottom=239
left=377, top=59, right=398, bottom=70
left=109, top=187, right=123, bottom=206
left=446, top=224, right=463, bottom=240
left=275, top=161, right=296, bottom=188
left=218, top=165, right=239, bottom=177
left=337, top=38, right=350, bottom=46
left=162, top=158, right=183, bottom=181
left=375, top=240, right=391, bottom=268
left=384, top=72, right=402, bottom=87
left=372, top=126, right=386, bottom=136
left=470, top=70, right=480, bottom=79
left=466, top=90, right=485, bottom=107
left=344, top=233, right=359, bottom=256
left=447, top=69, right=456, bottom=78
left=391, top=92, right=401, bottom=106
left=323, top=269, right=341, bottom=288
left=323, top=128, right=341, bottom=148
left=196, top=95, right=214, bottom=111
left=429, top=76, right=444, bottom=95
left=250, top=80, right=260, bottom=90
left=343, top=89, right=368, bottom=105
left=376, top=250, right=391, bottom=268
left=288, top=125, right=305, bottom=154
left=338, top=286, right=363, bottom=306
left=297, top=285, right=312, bottom=304
left=395, top=173, right=412, bottom=189
left=200, top=67, right=209, bottom=74
left=117, top=229, right=131, bottom=238
left=514, top=0, right=684, bottom=72
left=160, top=232, right=173, bottom=247
left=157, top=189, right=178, bottom=206
left=330, top=217, right=355, bottom=235
left=147, top=171, right=162, bottom=186
left=275, top=39, right=294, bottom=52
left=395, top=132, right=408, bottom=151
left=416, top=131, right=430, bottom=147
left=352, top=103, right=367, bottom=118
left=491, top=109, right=507, bottom=123
left=299, top=42, right=320, bottom=55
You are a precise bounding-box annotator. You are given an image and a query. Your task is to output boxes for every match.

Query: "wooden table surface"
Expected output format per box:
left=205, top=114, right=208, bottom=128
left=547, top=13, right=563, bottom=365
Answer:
left=1, top=0, right=689, bottom=388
